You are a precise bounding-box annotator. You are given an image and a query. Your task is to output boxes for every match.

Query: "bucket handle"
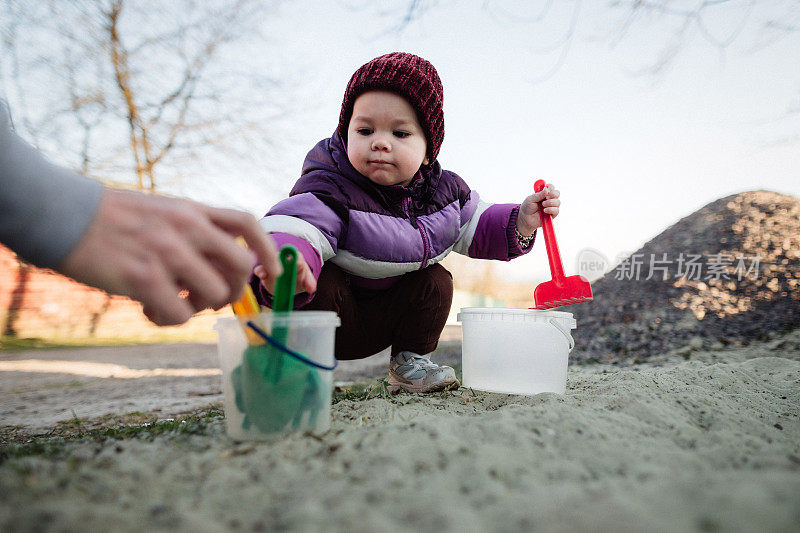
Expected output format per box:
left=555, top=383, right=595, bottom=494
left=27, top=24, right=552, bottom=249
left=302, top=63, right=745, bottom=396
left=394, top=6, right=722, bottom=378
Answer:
left=548, top=318, right=575, bottom=352
left=246, top=321, right=338, bottom=371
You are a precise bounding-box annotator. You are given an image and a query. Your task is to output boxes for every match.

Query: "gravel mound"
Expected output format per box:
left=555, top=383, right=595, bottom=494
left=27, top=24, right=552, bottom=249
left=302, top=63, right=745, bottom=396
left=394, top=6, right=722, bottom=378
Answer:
left=563, top=190, right=800, bottom=363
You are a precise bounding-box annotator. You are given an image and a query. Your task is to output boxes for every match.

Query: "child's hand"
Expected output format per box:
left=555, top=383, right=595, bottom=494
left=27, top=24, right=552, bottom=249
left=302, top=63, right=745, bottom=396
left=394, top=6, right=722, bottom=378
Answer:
left=253, top=249, right=317, bottom=296
left=517, top=182, right=561, bottom=236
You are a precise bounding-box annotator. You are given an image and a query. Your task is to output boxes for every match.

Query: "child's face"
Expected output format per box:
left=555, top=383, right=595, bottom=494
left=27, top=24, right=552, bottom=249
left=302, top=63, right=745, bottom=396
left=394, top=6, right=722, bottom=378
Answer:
left=346, top=91, right=429, bottom=187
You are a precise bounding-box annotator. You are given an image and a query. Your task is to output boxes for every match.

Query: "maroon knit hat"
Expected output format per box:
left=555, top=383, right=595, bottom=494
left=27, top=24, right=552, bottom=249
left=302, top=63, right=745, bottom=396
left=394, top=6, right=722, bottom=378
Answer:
left=338, top=52, right=444, bottom=164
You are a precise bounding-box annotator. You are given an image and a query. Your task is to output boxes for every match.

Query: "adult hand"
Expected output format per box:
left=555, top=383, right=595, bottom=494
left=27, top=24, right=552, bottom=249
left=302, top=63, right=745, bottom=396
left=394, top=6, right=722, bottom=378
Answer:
left=60, top=187, right=282, bottom=326
left=517, top=182, right=561, bottom=236
left=253, top=247, right=317, bottom=296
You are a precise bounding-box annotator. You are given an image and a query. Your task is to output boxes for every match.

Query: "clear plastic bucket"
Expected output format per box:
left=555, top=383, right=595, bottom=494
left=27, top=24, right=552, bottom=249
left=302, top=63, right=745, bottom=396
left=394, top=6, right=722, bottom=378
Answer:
left=215, top=311, right=340, bottom=440
left=457, top=308, right=576, bottom=395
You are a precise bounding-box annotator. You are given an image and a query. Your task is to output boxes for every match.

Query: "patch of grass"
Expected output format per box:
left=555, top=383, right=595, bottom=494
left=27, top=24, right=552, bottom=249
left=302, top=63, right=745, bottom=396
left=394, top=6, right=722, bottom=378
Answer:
left=332, top=382, right=370, bottom=403
left=0, top=333, right=216, bottom=352
left=0, top=406, right=225, bottom=464
left=94, top=411, right=157, bottom=426
left=333, top=378, right=394, bottom=403
left=0, top=337, right=78, bottom=351
left=434, top=384, right=476, bottom=403
left=333, top=375, right=471, bottom=404
left=0, top=439, right=66, bottom=463
left=364, top=377, right=393, bottom=400
left=451, top=363, right=462, bottom=382
left=57, top=410, right=84, bottom=431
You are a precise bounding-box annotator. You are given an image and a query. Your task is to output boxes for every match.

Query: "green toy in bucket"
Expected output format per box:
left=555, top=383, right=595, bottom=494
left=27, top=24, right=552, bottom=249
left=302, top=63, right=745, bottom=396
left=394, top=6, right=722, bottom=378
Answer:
left=231, top=246, right=330, bottom=434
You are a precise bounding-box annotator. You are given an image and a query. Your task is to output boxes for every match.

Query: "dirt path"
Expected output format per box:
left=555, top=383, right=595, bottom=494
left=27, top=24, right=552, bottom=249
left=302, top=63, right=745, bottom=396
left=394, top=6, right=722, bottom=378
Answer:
left=0, top=344, right=390, bottom=432
left=0, top=340, right=461, bottom=432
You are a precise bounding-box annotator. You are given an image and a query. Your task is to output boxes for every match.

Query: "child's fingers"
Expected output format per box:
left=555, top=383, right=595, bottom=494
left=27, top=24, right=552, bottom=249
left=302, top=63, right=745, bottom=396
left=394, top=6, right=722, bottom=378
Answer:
left=254, top=253, right=316, bottom=296
left=253, top=264, right=278, bottom=296
left=541, top=197, right=561, bottom=208
left=532, top=183, right=558, bottom=199
left=300, top=273, right=317, bottom=294
left=528, top=188, right=559, bottom=206
left=544, top=184, right=559, bottom=198
left=253, top=264, right=269, bottom=281
left=531, top=189, right=548, bottom=203
left=296, top=263, right=317, bottom=294
left=544, top=185, right=560, bottom=217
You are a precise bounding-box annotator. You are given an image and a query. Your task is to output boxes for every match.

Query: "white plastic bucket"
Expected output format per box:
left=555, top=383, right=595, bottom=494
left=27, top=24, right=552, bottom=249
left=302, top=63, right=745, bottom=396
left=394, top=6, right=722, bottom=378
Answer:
left=215, top=311, right=340, bottom=440
left=457, top=308, right=576, bottom=395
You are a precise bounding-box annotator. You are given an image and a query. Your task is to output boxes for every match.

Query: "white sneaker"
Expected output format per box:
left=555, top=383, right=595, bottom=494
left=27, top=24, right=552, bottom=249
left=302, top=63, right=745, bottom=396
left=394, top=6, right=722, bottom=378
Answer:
left=387, top=351, right=459, bottom=393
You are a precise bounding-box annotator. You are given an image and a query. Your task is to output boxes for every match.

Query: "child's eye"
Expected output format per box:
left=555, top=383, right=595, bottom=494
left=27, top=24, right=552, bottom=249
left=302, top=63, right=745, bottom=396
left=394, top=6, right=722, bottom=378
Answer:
left=394, top=131, right=411, bottom=138
left=356, top=128, right=373, bottom=136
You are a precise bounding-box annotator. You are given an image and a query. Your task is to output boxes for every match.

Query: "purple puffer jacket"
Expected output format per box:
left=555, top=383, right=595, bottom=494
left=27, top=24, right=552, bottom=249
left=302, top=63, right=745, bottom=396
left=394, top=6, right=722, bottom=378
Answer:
left=253, top=130, right=534, bottom=307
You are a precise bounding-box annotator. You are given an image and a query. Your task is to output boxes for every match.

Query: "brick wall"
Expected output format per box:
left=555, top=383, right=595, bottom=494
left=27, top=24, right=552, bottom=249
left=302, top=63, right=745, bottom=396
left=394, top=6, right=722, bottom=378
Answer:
left=0, top=244, right=227, bottom=342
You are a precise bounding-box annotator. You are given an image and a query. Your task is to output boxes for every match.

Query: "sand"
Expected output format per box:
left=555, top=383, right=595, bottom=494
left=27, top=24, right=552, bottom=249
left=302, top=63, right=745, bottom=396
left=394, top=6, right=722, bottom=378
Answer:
left=0, top=344, right=225, bottom=430
left=0, top=342, right=455, bottom=431
left=1, top=334, right=799, bottom=532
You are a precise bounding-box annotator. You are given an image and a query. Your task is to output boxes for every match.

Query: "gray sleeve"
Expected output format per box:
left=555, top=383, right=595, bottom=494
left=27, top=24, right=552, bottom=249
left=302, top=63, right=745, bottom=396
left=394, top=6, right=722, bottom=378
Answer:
left=0, top=100, right=104, bottom=269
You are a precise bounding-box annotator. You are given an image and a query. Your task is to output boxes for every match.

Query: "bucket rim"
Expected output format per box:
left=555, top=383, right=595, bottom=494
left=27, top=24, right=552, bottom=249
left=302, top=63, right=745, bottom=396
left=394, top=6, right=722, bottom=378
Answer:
left=215, top=311, right=341, bottom=329
left=457, top=307, right=574, bottom=318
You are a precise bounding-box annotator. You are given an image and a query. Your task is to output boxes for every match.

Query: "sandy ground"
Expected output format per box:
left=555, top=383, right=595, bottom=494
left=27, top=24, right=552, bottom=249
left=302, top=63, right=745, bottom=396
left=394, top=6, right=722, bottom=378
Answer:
left=1, top=332, right=799, bottom=531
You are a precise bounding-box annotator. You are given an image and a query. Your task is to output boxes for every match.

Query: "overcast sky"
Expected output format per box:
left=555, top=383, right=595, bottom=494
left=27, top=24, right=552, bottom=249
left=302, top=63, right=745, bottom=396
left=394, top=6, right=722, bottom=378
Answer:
left=211, top=0, right=797, bottom=283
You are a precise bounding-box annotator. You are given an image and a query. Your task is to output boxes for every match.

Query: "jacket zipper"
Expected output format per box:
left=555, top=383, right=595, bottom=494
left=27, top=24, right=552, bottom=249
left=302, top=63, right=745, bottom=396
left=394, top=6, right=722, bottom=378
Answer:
left=402, top=196, right=430, bottom=269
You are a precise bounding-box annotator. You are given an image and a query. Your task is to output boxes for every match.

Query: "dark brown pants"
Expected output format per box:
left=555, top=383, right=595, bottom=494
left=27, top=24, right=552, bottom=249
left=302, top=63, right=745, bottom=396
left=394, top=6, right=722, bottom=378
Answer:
left=302, top=263, right=453, bottom=360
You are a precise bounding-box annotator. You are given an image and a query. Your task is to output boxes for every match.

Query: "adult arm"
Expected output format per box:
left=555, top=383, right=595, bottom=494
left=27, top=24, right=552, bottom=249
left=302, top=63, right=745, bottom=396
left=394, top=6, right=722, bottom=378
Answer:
left=0, top=100, right=103, bottom=268
left=1, top=100, right=281, bottom=325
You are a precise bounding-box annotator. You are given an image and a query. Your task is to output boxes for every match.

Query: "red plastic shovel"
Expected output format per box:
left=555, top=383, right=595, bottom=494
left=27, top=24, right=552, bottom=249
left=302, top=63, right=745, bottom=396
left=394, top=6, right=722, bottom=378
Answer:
left=532, top=179, right=593, bottom=310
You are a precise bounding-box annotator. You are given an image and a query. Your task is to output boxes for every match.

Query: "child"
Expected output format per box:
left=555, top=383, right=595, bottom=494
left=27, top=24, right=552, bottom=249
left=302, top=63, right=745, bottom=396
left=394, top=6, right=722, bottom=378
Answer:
left=252, top=52, right=560, bottom=393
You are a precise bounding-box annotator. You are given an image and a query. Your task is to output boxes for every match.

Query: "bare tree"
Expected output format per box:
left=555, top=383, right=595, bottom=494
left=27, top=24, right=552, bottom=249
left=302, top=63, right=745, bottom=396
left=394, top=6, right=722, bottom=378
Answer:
left=390, top=0, right=799, bottom=141
left=1, top=257, right=29, bottom=338
left=392, top=1, right=798, bottom=79
left=605, top=0, right=761, bottom=74
left=0, top=0, right=289, bottom=192
left=0, top=0, right=290, bottom=338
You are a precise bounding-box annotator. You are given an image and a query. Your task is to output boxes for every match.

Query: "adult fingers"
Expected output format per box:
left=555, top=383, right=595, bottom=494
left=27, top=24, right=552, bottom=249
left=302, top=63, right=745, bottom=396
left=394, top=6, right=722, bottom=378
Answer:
left=163, top=203, right=261, bottom=306
left=203, top=256, right=251, bottom=310
left=160, top=233, right=233, bottom=311
left=190, top=223, right=256, bottom=305
left=131, top=263, right=194, bottom=326
left=202, top=206, right=282, bottom=278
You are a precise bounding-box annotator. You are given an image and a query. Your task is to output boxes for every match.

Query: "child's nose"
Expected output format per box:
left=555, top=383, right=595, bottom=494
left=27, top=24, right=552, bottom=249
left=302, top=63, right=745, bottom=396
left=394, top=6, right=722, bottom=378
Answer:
left=371, top=136, right=391, bottom=152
